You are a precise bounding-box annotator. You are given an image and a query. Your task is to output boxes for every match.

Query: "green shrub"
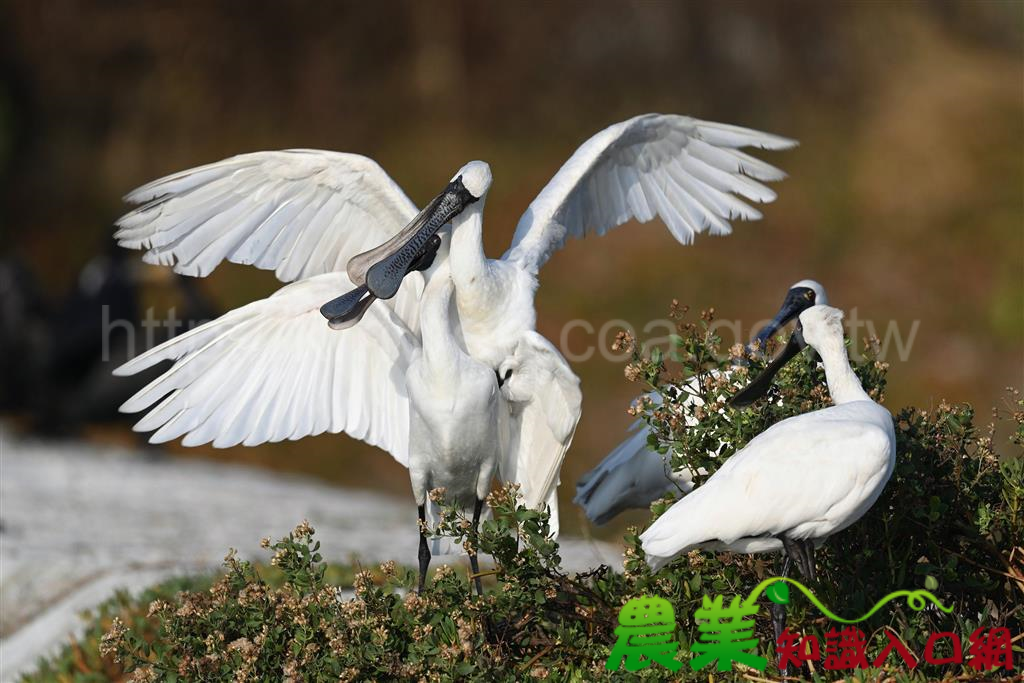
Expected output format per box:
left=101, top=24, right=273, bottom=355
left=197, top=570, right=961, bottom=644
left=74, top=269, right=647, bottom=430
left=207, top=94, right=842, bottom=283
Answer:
left=621, top=304, right=1023, bottom=676
left=25, top=303, right=1023, bottom=682
left=23, top=576, right=213, bottom=683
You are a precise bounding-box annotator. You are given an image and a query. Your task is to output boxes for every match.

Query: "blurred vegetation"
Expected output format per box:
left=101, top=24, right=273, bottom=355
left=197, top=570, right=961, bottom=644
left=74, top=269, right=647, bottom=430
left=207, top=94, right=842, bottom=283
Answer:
left=21, top=302, right=1023, bottom=682
left=1, top=1, right=1021, bottom=538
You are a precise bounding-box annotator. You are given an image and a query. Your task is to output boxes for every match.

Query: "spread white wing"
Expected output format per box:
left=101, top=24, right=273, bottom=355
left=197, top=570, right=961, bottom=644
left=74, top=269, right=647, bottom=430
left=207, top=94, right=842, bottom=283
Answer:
left=499, top=332, right=583, bottom=538
left=114, top=272, right=418, bottom=464
left=503, top=114, right=797, bottom=274
left=115, top=149, right=422, bottom=285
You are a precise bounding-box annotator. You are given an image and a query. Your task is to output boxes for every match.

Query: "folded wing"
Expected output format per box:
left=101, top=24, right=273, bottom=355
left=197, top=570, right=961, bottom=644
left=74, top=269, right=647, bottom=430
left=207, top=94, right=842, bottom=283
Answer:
left=504, top=114, right=797, bottom=274
left=499, top=332, right=583, bottom=538
left=641, top=414, right=892, bottom=559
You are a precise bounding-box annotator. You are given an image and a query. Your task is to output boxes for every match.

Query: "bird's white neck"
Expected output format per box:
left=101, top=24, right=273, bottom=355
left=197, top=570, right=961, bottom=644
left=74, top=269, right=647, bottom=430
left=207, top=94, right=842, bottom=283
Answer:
left=419, top=273, right=461, bottom=380
left=450, top=201, right=489, bottom=285
left=450, top=200, right=502, bottom=319
left=446, top=196, right=537, bottom=367
left=817, top=336, right=872, bottom=405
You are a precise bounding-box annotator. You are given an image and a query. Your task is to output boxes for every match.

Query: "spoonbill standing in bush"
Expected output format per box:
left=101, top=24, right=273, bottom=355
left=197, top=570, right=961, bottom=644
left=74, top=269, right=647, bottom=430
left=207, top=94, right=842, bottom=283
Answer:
left=574, top=279, right=827, bottom=525
left=403, top=262, right=504, bottom=594
left=640, top=304, right=896, bottom=644
left=113, top=114, right=796, bottom=574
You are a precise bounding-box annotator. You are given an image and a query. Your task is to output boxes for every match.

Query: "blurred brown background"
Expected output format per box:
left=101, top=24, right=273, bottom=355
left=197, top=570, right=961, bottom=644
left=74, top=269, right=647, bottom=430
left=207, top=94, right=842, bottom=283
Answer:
left=1, top=1, right=1021, bottom=538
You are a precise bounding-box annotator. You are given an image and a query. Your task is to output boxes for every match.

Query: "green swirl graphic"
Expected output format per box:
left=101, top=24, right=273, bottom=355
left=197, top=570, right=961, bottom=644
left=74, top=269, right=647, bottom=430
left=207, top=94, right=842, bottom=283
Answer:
left=743, top=578, right=954, bottom=624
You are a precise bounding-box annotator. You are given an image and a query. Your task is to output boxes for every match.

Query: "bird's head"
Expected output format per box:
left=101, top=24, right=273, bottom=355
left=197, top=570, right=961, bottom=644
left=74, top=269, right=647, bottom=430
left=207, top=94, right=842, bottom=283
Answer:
left=797, top=304, right=845, bottom=353
left=454, top=160, right=492, bottom=201
left=749, top=278, right=827, bottom=354
left=790, top=279, right=828, bottom=306
left=495, top=356, right=520, bottom=395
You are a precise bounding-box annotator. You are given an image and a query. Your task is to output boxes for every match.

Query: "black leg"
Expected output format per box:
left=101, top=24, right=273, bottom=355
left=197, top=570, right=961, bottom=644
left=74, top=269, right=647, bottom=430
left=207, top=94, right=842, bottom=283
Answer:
left=469, top=498, right=484, bottom=596
left=800, top=540, right=816, bottom=582
left=771, top=554, right=792, bottom=676
left=417, top=505, right=431, bottom=594
left=780, top=534, right=816, bottom=581
left=771, top=555, right=791, bottom=641
left=776, top=536, right=820, bottom=678
left=779, top=535, right=803, bottom=576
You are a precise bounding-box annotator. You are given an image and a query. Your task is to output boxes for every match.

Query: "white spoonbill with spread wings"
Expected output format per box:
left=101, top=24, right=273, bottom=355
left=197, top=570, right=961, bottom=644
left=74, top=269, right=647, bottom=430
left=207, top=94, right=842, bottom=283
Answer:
left=574, top=279, right=827, bottom=525
left=113, top=114, right=796, bottom=559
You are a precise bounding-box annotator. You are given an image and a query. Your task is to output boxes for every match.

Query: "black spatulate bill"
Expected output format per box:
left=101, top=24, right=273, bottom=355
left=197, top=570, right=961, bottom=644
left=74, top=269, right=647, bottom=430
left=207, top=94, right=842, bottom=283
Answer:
left=730, top=324, right=807, bottom=408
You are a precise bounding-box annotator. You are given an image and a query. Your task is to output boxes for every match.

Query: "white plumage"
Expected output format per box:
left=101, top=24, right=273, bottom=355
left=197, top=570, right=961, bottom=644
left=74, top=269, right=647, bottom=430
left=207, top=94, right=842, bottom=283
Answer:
left=114, top=114, right=795, bottom=568
left=115, top=271, right=416, bottom=459
left=504, top=115, right=795, bottom=273
left=405, top=262, right=504, bottom=577
left=117, top=150, right=422, bottom=284
left=640, top=305, right=896, bottom=572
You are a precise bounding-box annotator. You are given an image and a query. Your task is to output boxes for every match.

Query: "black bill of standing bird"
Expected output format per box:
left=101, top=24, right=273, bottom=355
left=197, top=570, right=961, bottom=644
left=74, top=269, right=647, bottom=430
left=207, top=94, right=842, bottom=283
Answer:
left=747, top=282, right=820, bottom=355
left=729, top=321, right=808, bottom=408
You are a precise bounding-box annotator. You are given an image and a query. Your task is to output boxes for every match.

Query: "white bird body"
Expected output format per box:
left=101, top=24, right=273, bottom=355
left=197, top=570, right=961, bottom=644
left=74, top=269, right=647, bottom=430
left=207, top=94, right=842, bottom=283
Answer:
left=576, top=280, right=829, bottom=525
left=641, top=305, right=895, bottom=571
left=406, top=265, right=501, bottom=511
left=113, top=113, right=795, bottom=550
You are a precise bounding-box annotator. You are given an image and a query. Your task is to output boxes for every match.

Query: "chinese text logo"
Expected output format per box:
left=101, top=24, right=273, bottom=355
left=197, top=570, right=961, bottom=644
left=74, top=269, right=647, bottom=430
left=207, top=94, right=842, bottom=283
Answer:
left=605, top=596, right=682, bottom=672
left=603, top=580, right=1018, bottom=675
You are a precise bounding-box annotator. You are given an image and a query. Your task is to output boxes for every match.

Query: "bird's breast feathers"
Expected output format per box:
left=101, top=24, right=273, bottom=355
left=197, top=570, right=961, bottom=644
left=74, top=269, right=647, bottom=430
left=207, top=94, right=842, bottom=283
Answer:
left=458, top=269, right=538, bottom=370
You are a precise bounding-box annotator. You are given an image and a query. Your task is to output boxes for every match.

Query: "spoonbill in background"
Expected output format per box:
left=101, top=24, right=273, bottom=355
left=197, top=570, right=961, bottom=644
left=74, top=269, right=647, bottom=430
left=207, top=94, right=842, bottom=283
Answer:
left=574, top=280, right=826, bottom=525
left=113, top=113, right=796, bottom=554
left=640, top=304, right=896, bottom=645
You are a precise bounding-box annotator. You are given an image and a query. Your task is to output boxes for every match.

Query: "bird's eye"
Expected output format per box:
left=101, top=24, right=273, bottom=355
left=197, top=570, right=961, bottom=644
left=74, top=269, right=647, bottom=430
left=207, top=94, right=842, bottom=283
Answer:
left=805, top=291, right=814, bottom=300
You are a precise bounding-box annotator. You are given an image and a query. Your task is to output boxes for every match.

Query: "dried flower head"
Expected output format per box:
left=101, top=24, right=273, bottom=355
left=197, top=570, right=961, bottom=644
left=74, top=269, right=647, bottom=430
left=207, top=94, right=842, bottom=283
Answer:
left=624, top=363, right=642, bottom=382
left=100, top=617, right=127, bottom=660
left=612, top=329, right=635, bottom=353
left=127, top=666, right=158, bottom=683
